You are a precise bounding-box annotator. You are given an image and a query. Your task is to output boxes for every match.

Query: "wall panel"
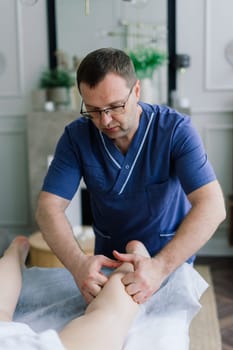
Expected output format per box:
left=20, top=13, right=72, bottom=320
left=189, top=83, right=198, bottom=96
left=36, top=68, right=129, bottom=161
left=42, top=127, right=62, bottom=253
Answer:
left=0, top=116, right=29, bottom=226
left=205, top=0, right=233, bottom=90
left=0, top=0, right=23, bottom=97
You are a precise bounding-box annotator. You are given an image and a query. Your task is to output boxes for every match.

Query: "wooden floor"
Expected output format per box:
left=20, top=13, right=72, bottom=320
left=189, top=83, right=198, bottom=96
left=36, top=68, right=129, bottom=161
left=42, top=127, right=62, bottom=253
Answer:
left=195, top=256, right=233, bottom=350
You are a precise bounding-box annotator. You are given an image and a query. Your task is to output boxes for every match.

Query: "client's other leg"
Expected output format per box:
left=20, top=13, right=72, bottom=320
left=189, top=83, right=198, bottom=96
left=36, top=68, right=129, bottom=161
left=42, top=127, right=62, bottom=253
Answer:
left=0, top=236, right=29, bottom=321
left=59, top=241, right=149, bottom=350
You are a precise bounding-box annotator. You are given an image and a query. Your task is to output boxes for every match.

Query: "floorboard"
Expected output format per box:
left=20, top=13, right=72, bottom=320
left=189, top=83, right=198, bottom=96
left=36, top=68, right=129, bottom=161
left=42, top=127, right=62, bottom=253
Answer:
left=196, top=257, right=233, bottom=350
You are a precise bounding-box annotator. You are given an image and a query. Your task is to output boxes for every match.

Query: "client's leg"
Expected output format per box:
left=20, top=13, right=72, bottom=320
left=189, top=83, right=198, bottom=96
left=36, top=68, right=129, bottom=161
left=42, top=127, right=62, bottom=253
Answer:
left=59, top=241, right=149, bottom=350
left=0, top=236, right=29, bottom=321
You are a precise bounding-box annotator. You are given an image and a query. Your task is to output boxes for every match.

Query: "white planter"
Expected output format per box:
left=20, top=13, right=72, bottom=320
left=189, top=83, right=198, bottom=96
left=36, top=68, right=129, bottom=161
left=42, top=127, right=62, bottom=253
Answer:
left=139, top=78, right=155, bottom=103
left=47, top=87, right=70, bottom=109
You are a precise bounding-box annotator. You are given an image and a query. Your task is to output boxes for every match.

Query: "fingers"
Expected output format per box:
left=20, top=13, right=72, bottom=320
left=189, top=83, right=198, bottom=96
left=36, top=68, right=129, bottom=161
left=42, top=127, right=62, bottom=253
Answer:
left=96, top=270, right=108, bottom=286
left=122, top=273, right=142, bottom=298
left=125, top=281, right=140, bottom=296
left=82, top=261, right=117, bottom=302
left=83, top=290, right=96, bottom=304
left=122, top=276, right=150, bottom=304
left=113, top=250, right=136, bottom=264
left=121, top=271, right=134, bottom=285
left=120, top=260, right=154, bottom=304
left=101, top=256, right=121, bottom=269
left=123, top=276, right=151, bottom=304
left=81, top=273, right=107, bottom=304
left=83, top=283, right=103, bottom=304
left=132, top=291, right=148, bottom=304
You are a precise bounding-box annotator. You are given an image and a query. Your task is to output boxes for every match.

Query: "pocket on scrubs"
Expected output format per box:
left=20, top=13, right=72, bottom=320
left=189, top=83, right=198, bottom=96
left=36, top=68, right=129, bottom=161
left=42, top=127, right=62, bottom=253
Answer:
left=146, top=180, right=175, bottom=218
left=159, top=232, right=176, bottom=246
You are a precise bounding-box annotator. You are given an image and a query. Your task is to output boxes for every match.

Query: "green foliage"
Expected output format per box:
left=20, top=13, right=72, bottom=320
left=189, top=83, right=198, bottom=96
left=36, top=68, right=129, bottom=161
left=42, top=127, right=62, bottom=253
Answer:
left=39, top=69, right=75, bottom=88
left=127, top=46, right=167, bottom=80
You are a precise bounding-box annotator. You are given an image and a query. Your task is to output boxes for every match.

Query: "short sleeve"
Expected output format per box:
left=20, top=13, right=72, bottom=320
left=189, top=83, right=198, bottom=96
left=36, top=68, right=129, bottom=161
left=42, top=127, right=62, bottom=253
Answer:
left=172, top=117, right=216, bottom=194
left=42, top=127, right=81, bottom=200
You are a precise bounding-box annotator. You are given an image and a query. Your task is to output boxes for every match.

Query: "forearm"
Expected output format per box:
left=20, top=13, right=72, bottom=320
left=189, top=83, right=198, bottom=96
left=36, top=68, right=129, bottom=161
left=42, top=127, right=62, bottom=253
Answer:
left=36, top=193, right=85, bottom=274
left=154, top=181, right=226, bottom=277
left=154, top=205, right=220, bottom=276
left=36, top=192, right=121, bottom=303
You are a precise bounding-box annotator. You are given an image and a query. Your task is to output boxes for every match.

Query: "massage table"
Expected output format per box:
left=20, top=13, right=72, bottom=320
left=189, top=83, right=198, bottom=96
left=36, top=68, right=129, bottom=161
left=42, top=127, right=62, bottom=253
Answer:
left=14, top=263, right=207, bottom=350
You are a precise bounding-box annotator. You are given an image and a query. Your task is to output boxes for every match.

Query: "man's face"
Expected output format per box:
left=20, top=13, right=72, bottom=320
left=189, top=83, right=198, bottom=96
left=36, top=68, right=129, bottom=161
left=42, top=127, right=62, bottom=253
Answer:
left=79, top=73, right=141, bottom=143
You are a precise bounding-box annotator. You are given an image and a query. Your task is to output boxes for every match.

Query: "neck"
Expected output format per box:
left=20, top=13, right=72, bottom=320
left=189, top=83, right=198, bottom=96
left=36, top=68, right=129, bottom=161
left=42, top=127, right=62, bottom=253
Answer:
left=114, top=105, right=142, bottom=154
left=114, top=140, right=129, bottom=155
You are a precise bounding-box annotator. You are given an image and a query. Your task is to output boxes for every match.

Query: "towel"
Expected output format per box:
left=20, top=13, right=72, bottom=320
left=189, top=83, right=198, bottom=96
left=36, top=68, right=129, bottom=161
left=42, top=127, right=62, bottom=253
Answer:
left=14, top=263, right=207, bottom=350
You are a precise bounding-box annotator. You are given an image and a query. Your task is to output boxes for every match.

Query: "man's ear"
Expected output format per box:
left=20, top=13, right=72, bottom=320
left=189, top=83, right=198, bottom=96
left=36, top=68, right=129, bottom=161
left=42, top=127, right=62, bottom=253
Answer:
left=134, top=80, right=141, bottom=101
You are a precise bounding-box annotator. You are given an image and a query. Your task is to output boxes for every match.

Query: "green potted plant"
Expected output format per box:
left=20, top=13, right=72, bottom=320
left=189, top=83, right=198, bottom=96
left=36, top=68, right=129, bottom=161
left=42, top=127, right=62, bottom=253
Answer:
left=40, top=68, right=75, bottom=88
left=127, top=46, right=167, bottom=103
left=39, top=68, right=75, bottom=108
left=127, top=46, right=167, bottom=80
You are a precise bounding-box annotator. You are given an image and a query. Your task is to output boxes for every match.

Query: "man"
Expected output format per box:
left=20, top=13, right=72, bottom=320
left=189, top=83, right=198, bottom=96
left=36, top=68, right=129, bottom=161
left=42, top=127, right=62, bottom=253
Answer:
left=36, top=48, right=226, bottom=304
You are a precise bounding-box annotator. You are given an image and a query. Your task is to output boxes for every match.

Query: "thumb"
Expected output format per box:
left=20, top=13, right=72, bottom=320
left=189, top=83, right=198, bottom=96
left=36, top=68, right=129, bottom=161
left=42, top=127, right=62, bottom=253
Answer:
left=113, top=250, right=136, bottom=264
left=102, top=256, right=121, bottom=269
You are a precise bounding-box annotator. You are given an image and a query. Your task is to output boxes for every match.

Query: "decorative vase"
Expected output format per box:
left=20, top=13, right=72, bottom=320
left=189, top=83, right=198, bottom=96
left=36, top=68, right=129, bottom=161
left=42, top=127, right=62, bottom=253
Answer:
left=70, top=86, right=81, bottom=111
left=47, top=87, right=70, bottom=110
left=139, top=78, right=155, bottom=103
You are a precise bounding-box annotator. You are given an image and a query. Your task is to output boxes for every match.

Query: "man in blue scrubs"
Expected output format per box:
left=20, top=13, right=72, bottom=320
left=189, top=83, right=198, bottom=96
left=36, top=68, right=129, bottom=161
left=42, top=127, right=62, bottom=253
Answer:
left=36, top=48, right=226, bottom=305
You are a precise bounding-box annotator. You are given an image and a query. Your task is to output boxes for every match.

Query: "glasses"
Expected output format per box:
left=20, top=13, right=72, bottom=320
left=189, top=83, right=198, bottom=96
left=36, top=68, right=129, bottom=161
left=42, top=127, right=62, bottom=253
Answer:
left=80, top=83, right=135, bottom=120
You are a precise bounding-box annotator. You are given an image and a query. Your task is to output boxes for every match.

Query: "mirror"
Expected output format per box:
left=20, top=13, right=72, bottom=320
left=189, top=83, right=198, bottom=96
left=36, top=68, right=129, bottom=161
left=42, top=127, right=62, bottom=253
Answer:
left=47, top=0, right=176, bottom=104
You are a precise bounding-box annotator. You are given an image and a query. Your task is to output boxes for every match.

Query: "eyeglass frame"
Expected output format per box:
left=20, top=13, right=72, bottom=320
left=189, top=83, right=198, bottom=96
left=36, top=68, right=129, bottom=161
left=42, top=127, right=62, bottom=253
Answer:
left=80, top=82, right=136, bottom=120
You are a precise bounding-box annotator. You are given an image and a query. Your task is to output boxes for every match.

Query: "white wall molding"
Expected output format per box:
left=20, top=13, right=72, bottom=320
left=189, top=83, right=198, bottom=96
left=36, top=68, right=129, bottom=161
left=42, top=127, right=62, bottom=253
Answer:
left=0, top=128, right=26, bottom=136
left=0, top=0, right=23, bottom=98
left=191, top=107, right=233, bottom=114
left=0, top=124, right=29, bottom=227
left=189, top=116, right=233, bottom=256
left=15, top=0, right=24, bottom=96
left=197, top=227, right=233, bottom=256
left=204, top=124, right=233, bottom=132
left=0, top=0, right=48, bottom=233
left=0, top=114, right=26, bottom=130
left=203, top=124, right=233, bottom=196
left=205, top=0, right=233, bottom=91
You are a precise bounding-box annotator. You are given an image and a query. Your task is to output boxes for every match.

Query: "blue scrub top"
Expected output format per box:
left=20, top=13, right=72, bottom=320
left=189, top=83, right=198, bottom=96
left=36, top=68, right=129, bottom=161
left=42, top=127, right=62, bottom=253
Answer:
left=42, top=103, right=216, bottom=261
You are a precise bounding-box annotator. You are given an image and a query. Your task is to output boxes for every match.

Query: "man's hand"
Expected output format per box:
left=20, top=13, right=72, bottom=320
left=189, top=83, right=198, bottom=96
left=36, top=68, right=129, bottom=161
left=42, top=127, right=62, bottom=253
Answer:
left=74, top=254, right=121, bottom=304
left=113, top=250, right=165, bottom=304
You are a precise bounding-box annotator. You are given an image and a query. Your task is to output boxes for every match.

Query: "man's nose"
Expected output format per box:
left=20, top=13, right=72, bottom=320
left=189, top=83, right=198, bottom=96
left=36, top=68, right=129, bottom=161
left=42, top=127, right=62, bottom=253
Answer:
left=100, top=110, right=113, bottom=125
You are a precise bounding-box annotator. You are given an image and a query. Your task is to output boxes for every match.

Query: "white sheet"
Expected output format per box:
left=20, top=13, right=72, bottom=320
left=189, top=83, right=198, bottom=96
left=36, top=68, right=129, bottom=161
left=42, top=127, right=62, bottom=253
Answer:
left=0, top=322, right=65, bottom=350
left=124, top=263, right=207, bottom=349
left=14, top=263, right=207, bottom=350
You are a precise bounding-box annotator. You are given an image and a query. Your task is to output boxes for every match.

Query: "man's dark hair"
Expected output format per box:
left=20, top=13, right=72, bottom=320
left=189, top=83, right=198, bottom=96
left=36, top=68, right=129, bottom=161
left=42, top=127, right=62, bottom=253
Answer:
left=76, top=48, right=137, bottom=91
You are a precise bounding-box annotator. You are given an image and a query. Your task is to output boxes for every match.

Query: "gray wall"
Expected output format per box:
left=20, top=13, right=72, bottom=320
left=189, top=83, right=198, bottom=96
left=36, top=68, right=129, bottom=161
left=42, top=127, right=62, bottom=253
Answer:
left=0, top=0, right=232, bottom=255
